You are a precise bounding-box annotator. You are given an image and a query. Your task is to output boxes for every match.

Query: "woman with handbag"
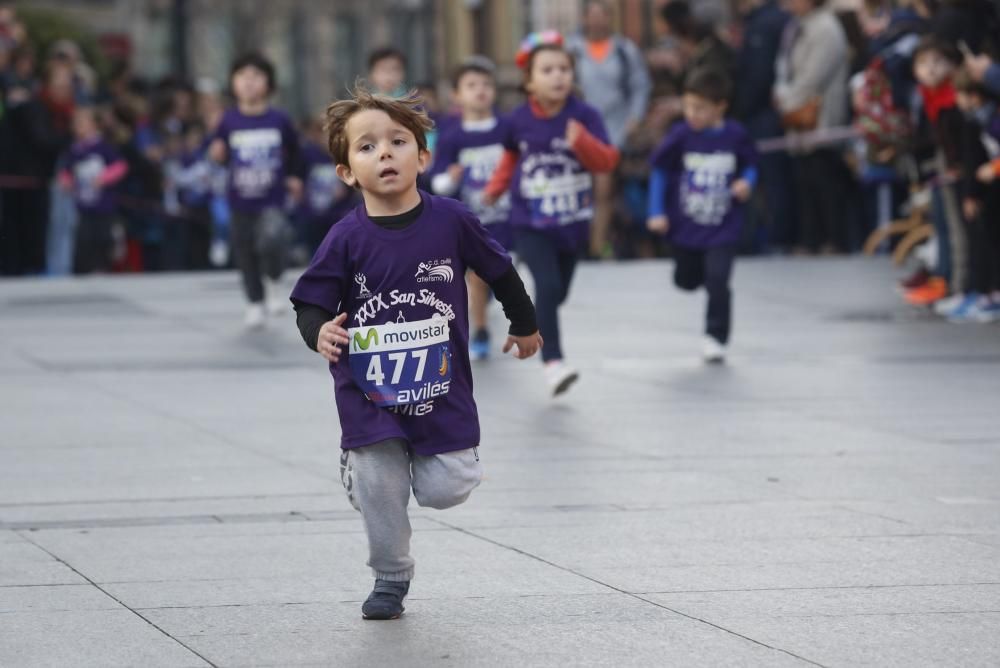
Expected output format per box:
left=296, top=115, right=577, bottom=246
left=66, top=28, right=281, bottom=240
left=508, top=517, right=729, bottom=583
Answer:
left=773, top=0, right=852, bottom=254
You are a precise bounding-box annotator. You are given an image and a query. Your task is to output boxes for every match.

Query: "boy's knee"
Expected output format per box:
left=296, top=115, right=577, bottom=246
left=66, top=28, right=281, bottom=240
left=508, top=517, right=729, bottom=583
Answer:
left=674, top=273, right=701, bottom=291
left=413, top=483, right=474, bottom=510
left=412, top=451, right=482, bottom=510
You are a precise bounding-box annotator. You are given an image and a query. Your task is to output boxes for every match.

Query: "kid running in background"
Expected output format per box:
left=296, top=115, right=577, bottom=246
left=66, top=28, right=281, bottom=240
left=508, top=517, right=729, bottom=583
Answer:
left=647, top=68, right=757, bottom=363
left=59, top=106, right=129, bottom=274
left=484, top=31, right=619, bottom=395
left=298, top=116, right=354, bottom=257
left=290, top=88, right=541, bottom=620
left=210, top=52, right=302, bottom=329
left=431, top=56, right=513, bottom=360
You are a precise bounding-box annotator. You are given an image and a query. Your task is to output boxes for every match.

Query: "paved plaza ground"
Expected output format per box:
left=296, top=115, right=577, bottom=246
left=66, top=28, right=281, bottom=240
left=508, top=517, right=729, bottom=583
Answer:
left=2, top=257, right=999, bottom=667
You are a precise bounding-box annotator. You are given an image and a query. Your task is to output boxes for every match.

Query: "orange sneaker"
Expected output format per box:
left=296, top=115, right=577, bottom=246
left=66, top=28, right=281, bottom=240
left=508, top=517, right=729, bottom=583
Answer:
left=904, top=276, right=948, bottom=306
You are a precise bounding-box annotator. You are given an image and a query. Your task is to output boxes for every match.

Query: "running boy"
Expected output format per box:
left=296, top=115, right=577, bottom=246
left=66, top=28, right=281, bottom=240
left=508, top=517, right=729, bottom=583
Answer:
left=431, top=56, right=513, bottom=359
left=646, top=68, right=757, bottom=363
left=290, top=88, right=541, bottom=620
left=483, top=31, right=619, bottom=395
left=210, top=52, right=302, bottom=329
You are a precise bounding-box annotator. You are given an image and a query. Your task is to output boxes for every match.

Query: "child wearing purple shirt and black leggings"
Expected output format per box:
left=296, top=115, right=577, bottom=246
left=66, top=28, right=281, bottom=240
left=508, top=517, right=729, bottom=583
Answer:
left=210, top=52, right=303, bottom=329
left=647, top=68, right=758, bottom=363
left=290, top=88, right=541, bottom=620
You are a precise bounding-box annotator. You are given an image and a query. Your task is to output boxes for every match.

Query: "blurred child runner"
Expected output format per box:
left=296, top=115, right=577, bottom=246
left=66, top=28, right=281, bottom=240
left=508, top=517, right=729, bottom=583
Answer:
left=290, top=87, right=542, bottom=620
left=483, top=31, right=619, bottom=395
left=646, top=68, right=758, bottom=363
left=59, top=106, right=129, bottom=274
left=209, top=52, right=303, bottom=329
left=430, top=56, right=513, bottom=360
left=297, top=116, right=354, bottom=257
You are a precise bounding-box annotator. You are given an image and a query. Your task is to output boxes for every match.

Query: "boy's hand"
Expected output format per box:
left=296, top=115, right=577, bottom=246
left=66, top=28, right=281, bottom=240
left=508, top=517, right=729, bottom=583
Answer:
left=317, top=313, right=350, bottom=363
left=286, top=176, right=304, bottom=202
left=963, top=198, right=981, bottom=221
left=208, top=138, right=226, bottom=163
left=977, top=163, right=996, bottom=184
left=731, top=178, right=752, bottom=202
left=447, top=163, right=464, bottom=183
left=502, top=331, right=543, bottom=359
left=647, top=214, right=669, bottom=235
left=565, top=119, right=584, bottom=146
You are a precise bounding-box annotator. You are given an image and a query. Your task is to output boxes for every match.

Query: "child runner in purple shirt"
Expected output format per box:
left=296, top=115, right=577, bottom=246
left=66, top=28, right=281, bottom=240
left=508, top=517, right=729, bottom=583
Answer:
left=210, top=52, right=302, bottom=329
left=484, top=31, right=619, bottom=396
left=58, top=107, right=129, bottom=274
left=290, top=88, right=542, bottom=620
left=647, top=68, right=758, bottom=363
left=430, top=56, right=513, bottom=360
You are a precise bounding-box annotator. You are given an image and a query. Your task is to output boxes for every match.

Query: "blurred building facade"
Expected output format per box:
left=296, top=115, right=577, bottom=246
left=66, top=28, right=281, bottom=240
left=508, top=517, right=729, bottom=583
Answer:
left=25, top=0, right=661, bottom=116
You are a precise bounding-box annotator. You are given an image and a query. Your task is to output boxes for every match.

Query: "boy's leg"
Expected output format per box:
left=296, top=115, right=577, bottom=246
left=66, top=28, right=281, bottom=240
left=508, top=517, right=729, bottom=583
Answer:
left=518, top=230, right=565, bottom=362
left=230, top=211, right=265, bottom=302
left=467, top=271, right=490, bottom=333
left=341, top=439, right=415, bottom=581
left=704, top=245, right=736, bottom=344
left=673, top=245, right=705, bottom=292
left=257, top=207, right=289, bottom=281
left=556, top=250, right=578, bottom=306
left=411, top=447, right=482, bottom=510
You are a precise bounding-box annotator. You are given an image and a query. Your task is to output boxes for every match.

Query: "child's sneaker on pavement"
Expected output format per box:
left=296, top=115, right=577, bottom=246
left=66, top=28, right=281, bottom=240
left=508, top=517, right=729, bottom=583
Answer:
left=362, top=579, right=409, bottom=620
left=470, top=328, right=490, bottom=361
left=702, top=336, right=727, bottom=364
left=264, top=278, right=286, bottom=316
left=244, top=303, right=266, bottom=330
left=544, top=360, right=579, bottom=397
left=898, top=266, right=930, bottom=291
left=972, top=299, right=1000, bottom=323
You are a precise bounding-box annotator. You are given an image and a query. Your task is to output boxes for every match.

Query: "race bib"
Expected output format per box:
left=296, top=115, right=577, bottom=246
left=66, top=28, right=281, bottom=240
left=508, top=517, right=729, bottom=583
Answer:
left=347, top=316, right=452, bottom=407
left=680, top=152, right=736, bottom=226
left=520, top=168, right=593, bottom=226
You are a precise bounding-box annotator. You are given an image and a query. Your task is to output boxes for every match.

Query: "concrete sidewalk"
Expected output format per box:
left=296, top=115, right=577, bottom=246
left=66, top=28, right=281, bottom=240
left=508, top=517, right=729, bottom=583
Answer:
left=1, top=257, right=999, bottom=667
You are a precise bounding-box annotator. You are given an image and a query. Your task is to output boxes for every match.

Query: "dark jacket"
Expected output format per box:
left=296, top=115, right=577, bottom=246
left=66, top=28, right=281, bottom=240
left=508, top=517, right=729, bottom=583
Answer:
left=733, top=1, right=789, bottom=124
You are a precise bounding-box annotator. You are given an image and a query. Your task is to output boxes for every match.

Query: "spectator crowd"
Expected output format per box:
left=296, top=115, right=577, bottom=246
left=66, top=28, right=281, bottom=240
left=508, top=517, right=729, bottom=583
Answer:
left=2, top=0, right=1000, bottom=321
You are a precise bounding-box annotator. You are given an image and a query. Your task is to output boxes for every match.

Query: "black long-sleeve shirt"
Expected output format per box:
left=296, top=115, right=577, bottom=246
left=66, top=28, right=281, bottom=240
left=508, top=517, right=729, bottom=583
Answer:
left=293, top=200, right=537, bottom=351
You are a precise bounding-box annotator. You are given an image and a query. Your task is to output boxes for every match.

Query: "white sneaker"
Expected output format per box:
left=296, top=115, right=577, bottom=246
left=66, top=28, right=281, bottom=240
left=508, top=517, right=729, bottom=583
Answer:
left=244, top=303, right=266, bottom=329
left=210, top=239, right=229, bottom=267
left=702, top=336, right=727, bottom=364
left=932, top=292, right=965, bottom=317
left=264, top=278, right=286, bottom=316
left=544, top=360, right=579, bottom=397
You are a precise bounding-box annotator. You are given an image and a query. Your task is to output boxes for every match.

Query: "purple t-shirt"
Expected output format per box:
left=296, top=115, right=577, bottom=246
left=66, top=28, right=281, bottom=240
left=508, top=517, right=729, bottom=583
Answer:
left=650, top=120, right=758, bottom=249
left=431, top=117, right=513, bottom=248
left=66, top=138, right=122, bottom=215
left=215, top=107, right=298, bottom=213
left=503, top=96, right=610, bottom=252
left=290, top=191, right=513, bottom=456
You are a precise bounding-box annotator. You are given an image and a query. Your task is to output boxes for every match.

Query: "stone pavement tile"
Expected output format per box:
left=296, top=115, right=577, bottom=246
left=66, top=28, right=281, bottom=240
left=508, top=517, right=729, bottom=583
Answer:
left=0, top=583, right=118, bottom=613
left=470, top=526, right=1000, bottom=592
left=646, top=588, right=1000, bottom=668
left=0, top=540, right=86, bottom=586
left=143, top=594, right=812, bottom=668
left=0, top=609, right=210, bottom=668
left=841, top=499, right=1000, bottom=534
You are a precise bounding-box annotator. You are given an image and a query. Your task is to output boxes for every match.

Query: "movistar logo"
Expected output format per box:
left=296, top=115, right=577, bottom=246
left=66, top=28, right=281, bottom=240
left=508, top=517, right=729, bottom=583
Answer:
left=352, top=328, right=379, bottom=351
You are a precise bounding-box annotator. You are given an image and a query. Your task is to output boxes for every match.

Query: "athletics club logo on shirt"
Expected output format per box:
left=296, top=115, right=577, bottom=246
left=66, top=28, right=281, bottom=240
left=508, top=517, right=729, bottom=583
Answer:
left=354, top=273, right=372, bottom=297
left=415, top=259, right=454, bottom=284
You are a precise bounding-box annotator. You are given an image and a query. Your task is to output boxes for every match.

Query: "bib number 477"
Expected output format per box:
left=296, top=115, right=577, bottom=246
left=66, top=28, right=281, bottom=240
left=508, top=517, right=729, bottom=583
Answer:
left=365, top=349, right=428, bottom=386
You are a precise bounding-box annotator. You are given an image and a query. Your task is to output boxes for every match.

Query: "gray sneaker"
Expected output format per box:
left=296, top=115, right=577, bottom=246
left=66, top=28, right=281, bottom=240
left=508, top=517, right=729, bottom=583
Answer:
left=362, top=579, right=410, bottom=620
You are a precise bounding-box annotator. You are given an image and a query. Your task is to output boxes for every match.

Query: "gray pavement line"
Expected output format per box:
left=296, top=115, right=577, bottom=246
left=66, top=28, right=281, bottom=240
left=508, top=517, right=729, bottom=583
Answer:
left=634, top=582, right=1000, bottom=595
left=427, top=517, right=828, bottom=668
left=13, top=530, right=219, bottom=668
left=0, top=491, right=334, bottom=508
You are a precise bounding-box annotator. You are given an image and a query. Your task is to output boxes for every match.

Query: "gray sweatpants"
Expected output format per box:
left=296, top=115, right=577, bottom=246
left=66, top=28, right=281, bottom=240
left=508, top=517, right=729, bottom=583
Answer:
left=340, top=439, right=482, bottom=582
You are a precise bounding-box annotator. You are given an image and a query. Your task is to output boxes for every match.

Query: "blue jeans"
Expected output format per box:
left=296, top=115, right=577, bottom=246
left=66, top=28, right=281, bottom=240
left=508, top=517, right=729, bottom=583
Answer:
left=46, top=182, right=78, bottom=276
left=516, top=228, right=578, bottom=362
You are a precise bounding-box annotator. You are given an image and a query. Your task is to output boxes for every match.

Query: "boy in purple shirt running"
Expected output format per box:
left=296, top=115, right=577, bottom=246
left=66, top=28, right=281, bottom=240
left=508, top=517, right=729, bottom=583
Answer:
left=290, top=88, right=541, bottom=620
left=210, top=52, right=302, bottom=329
left=647, top=68, right=758, bottom=363
left=430, top=56, right=513, bottom=360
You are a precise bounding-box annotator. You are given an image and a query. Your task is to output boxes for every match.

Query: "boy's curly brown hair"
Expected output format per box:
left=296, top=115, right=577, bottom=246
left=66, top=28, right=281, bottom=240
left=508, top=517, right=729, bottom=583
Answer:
left=323, top=85, right=435, bottom=168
